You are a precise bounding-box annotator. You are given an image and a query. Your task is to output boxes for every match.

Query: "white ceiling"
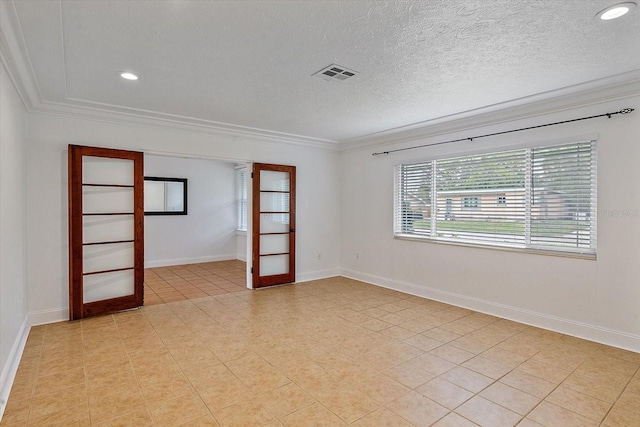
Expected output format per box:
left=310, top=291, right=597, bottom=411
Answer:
left=6, top=0, right=640, bottom=144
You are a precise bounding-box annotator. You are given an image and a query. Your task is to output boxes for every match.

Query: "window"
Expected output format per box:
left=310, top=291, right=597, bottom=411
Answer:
left=394, top=140, right=597, bottom=256
left=462, top=197, right=480, bottom=209
left=236, top=167, right=247, bottom=231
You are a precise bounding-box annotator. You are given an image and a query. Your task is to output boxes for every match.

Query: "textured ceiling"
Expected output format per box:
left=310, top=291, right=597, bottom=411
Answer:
left=7, top=0, right=640, bottom=143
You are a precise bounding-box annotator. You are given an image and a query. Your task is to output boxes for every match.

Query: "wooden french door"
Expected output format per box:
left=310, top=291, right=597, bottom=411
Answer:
left=252, top=163, right=296, bottom=288
left=68, top=145, right=144, bottom=320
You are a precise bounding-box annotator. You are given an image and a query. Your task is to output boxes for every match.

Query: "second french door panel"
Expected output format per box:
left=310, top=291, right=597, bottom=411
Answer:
left=252, top=163, right=296, bottom=288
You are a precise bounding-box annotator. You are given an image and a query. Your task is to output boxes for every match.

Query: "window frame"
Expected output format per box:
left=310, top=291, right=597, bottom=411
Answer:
left=394, top=138, right=597, bottom=259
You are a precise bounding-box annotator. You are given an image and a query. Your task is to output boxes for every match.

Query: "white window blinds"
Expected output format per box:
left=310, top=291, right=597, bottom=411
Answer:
left=236, top=167, right=247, bottom=231
left=394, top=140, right=597, bottom=256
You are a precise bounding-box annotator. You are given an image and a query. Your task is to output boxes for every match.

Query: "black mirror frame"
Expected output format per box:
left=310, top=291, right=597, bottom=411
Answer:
left=144, top=176, right=188, bottom=215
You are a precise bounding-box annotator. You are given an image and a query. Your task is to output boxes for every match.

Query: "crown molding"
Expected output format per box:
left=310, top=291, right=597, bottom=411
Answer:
left=28, top=100, right=340, bottom=151
left=340, top=70, right=640, bottom=152
left=0, top=0, right=40, bottom=110
left=3, top=0, right=639, bottom=154
left=0, top=0, right=339, bottom=151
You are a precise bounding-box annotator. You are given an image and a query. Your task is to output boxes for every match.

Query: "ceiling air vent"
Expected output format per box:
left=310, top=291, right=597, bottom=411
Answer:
left=313, top=64, right=358, bottom=82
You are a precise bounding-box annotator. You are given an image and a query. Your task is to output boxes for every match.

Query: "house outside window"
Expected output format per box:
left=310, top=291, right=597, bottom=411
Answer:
left=462, top=197, right=480, bottom=210
left=394, top=140, right=597, bottom=257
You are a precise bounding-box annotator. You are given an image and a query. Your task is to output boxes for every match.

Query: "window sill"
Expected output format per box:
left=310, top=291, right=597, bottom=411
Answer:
left=394, top=234, right=596, bottom=261
left=235, top=230, right=247, bottom=236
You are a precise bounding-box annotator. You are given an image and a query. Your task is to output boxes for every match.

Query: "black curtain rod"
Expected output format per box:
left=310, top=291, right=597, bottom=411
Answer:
left=372, top=108, right=635, bottom=156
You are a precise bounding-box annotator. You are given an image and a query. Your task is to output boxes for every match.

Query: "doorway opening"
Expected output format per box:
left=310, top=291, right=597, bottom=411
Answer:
left=142, top=153, right=250, bottom=304
left=144, top=260, right=247, bottom=305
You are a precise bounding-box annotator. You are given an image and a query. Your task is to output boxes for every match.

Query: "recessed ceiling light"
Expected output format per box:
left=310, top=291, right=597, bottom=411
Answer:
left=597, top=2, right=636, bottom=20
left=120, top=72, right=138, bottom=81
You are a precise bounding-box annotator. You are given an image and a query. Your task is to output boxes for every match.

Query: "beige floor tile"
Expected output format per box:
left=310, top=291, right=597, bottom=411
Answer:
left=28, top=383, right=88, bottom=420
left=416, top=377, right=474, bottom=410
left=440, top=366, right=494, bottom=394
left=432, top=412, right=479, bottom=426
left=455, top=396, right=522, bottom=427
left=88, top=371, right=138, bottom=403
left=315, top=388, right=380, bottom=424
left=88, top=387, right=145, bottom=424
left=32, top=366, right=86, bottom=396
left=430, top=344, right=477, bottom=365
left=383, top=361, right=435, bottom=389
left=527, top=401, right=598, bottom=427
left=500, top=370, right=556, bottom=399
left=280, top=402, right=346, bottom=426
left=403, top=334, right=444, bottom=352
left=421, top=327, right=462, bottom=344
left=139, top=373, right=195, bottom=404
left=615, top=387, right=640, bottom=415
left=545, top=385, right=612, bottom=422
left=462, top=356, right=515, bottom=380
left=5, top=273, right=640, bottom=427
left=354, top=373, right=411, bottom=405
left=95, top=408, right=154, bottom=426
left=516, top=419, right=544, bottom=427
left=561, top=371, right=626, bottom=403
left=380, top=325, right=417, bottom=341
left=351, top=407, right=415, bottom=426
left=479, top=382, right=540, bottom=416
left=408, top=353, right=457, bottom=376
left=449, top=336, right=494, bottom=354
left=148, top=392, right=209, bottom=427
left=0, top=397, right=31, bottom=425
left=386, top=391, right=449, bottom=426
left=514, top=359, right=571, bottom=385
left=211, top=399, right=274, bottom=427
left=602, top=404, right=640, bottom=426
left=257, top=382, right=317, bottom=417
left=27, top=402, right=91, bottom=427
left=178, top=415, right=221, bottom=426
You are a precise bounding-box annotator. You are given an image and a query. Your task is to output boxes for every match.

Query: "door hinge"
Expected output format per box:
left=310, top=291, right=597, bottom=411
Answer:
left=251, top=267, right=254, bottom=274
left=251, top=172, right=254, bottom=178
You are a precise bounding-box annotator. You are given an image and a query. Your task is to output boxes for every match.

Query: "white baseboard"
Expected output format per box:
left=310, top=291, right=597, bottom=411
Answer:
left=144, top=254, right=237, bottom=268
left=29, top=308, right=68, bottom=326
left=341, top=268, right=640, bottom=353
left=296, top=268, right=341, bottom=283
left=0, top=317, right=30, bottom=421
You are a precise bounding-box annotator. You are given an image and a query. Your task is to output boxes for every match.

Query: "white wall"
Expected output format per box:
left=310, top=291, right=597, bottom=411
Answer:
left=144, top=155, right=237, bottom=267
left=0, top=61, right=28, bottom=417
left=341, top=96, right=640, bottom=352
left=26, top=113, right=342, bottom=324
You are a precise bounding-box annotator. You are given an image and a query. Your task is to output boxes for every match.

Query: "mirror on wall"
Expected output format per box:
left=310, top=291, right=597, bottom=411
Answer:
left=144, top=177, right=187, bottom=215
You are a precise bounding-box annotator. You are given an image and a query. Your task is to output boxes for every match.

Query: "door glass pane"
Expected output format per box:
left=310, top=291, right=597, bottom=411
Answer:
left=260, top=192, right=289, bottom=212
left=260, top=234, right=289, bottom=255
left=260, top=171, right=289, bottom=191
left=83, top=216, right=133, bottom=244
left=83, top=187, right=134, bottom=213
left=83, top=269, right=134, bottom=303
left=260, top=255, right=289, bottom=276
left=83, top=157, right=133, bottom=185
left=83, top=242, right=134, bottom=274
left=260, top=213, right=290, bottom=233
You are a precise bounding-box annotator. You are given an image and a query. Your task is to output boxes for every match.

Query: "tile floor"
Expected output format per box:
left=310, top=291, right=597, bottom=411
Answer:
left=144, top=260, right=247, bottom=305
left=2, top=277, right=640, bottom=426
